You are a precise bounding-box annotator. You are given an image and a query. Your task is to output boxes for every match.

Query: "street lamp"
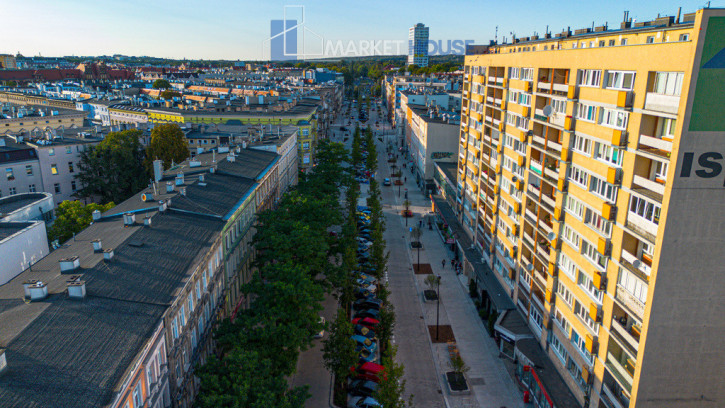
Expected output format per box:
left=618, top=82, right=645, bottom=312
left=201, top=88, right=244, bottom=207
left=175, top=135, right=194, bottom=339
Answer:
left=436, top=274, right=442, bottom=341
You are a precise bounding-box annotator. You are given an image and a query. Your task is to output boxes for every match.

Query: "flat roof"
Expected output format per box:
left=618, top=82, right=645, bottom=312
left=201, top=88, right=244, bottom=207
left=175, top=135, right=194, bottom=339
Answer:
left=0, top=222, right=34, bottom=241
left=0, top=193, right=48, bottom=216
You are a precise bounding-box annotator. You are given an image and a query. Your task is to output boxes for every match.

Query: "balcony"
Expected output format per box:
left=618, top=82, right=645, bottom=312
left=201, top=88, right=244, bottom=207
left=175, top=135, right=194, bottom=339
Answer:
left=626, top=211, right=659, bottom=239
left=541, top=193, right=556, bottom=211
left=644, top=92, right=680, bottom=115
left=601, top=381, right=628, bottom=408
left=615, top=284, right=646, bottom=318
left=620, top=248, right=652, bottom=277
left=606, top=351, right=634, bottom=394
left=529, top=159, right=543, bottom=175
left=638, top=134, right=673, bottom=153
left=611, top=317, right=641, bottom=355
left=632, top=174, right=665, bottom=197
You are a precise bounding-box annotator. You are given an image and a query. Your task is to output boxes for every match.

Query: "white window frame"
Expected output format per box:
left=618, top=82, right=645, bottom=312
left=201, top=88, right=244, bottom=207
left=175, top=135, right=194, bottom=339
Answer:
left=599, top=108, right=629, bottom=130
left=578, top=69, right=602, bottom=87
left=604, top=70, right=636, bottom=90
left=576, top=103, right=597, bottom=122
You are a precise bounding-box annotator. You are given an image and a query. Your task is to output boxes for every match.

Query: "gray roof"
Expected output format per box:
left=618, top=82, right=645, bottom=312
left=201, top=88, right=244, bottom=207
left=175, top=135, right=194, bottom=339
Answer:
left=216, top=148, right=279, bottom=181
left=173, top=173, right=256, bottom=219
left=434, top=161, right=458, bottom=186
left=0, top=222, right=33, bottom=241
left=0, top=193, right=48, bottom=216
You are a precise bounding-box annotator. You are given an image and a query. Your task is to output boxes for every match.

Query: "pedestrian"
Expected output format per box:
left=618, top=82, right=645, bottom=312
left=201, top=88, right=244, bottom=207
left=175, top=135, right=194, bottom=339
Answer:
left=442, top=259, right=446, bottom=269
left=404, top=176, right=407, bottom=183
left=419, top=219, right=423, bottom=228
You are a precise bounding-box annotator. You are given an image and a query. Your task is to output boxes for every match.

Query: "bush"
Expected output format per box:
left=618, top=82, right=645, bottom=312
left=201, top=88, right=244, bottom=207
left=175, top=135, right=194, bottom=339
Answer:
left=469, top=279, right=478, bottom=298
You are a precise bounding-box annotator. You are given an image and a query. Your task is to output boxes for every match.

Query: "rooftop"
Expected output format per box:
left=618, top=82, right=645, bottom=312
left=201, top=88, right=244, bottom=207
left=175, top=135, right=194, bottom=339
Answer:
left=0, top=222, right=33, bottom=241
left=0, top=193, right=49, bottom=217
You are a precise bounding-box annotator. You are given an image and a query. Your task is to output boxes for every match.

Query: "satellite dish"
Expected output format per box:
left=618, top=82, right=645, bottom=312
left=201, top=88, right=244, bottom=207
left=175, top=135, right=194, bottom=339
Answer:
left=547, top=232, right=556, bottom=240
left=526, top=263, right=534, bottom=272
left=542, top=105, right=553, bottom=117
left=632, top=259, right=641, bottom=268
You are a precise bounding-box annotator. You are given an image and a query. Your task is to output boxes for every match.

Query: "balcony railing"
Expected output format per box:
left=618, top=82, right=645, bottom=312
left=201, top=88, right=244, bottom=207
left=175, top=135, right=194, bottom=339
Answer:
left=638, top=134, right=673, bottom=152
left=611, top=317, right=640, bottom=355
left=615, top=284, right=646, bottom=318
left=606, top=352, right=634, bottom=393
left=620, top=248, right=652, bottom=277
left=632, top=174, right=665, bottom=197
left=644, top=92, right=680, bottom=115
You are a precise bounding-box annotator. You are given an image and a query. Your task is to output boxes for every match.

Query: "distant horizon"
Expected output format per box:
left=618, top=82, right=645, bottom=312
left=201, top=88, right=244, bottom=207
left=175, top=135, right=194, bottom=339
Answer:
left=1, top=0, right=711, bottom=60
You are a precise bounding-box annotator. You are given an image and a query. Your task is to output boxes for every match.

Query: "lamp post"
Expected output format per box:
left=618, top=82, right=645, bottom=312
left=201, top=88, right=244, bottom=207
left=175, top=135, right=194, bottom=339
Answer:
left=436, top=274, right=442, bottom=341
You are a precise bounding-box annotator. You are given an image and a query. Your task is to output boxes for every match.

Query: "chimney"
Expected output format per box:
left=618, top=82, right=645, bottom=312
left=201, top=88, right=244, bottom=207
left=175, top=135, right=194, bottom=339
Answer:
left=175, top=173, right=185, bottom=185
left=143, top=216, right=152, bottom=227
left=153, top=159, right=163, bottom=182
left=123, top=212, right=136, bottom=226
left=141, top=192, right=154, bottom=202
left=91, top=239, right=102, bottom=252
left=103, top=248, right=114, bottom=262
left=92, top=209, right=101, bottom=221
left=158, top=200, right=167, bottom=212
left=27, top=281, right=48, bottom=301
left=67, top=276, right=86, bottom=299
left=22, top=279, right=39, bottom=298
left=166, top=182, right=174, bottom=193
left=180, top=187, right=187, bottom=196
left=59, top=256, right=80, bottom=272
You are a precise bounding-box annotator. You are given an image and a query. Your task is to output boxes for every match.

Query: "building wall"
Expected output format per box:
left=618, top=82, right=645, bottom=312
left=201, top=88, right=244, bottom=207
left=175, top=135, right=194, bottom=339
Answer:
left=33, top=141, right=97, bottom=205
left=0, top=113, right=86, bottom=134
left=0, top=193, right=54, bottom=222
left=0, top=159, right=43, bottom=198
left=0, top=221, right=48, bottom=285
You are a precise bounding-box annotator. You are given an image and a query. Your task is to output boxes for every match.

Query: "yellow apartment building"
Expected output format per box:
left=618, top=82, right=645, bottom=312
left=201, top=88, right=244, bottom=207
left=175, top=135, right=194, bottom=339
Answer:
left=458, top=8, right=725, bottom=408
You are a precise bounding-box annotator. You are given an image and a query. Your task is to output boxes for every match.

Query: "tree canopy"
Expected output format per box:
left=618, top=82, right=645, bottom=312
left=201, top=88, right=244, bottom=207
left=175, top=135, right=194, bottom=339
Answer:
left=144, top=123, right=189, bottom=173
left=152, top=79, right=171, bottom=89
left=47, top=200, right=115, bottom=243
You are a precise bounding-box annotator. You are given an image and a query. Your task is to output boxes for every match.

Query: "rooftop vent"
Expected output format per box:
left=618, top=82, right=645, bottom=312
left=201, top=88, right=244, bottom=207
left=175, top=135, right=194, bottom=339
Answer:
left=166, top=182, right=174, bottom=193
left=0, top=348, right=6, bottom=375
left=180, top=187, right=187, bottom=196
left=141, top=193, right=154, bottom=202
left=59, top=256, right=80, bottom=272
left=158, top=200, right=167, bottom=212
left=128, top=240, right=144, bottom=248
left=66, top=275, right=86, bottom=299
left=27, top=281, right=48, bottom=301
left=91, top=239, right=102, bottom=253
left=175, top=173, right=185, bottom=186
left=143, top=216, right=152, bottom=227
left=22, top=279, right=39, bottom=298
left=103, top=248, right=114, bottom=261
left=189, top=160, right=201, bottom=168
left=227, top=155, right=236, bottom=162
left=123, top=212, right=136, bottom=226
left=92, top=209, right=101, bottom=221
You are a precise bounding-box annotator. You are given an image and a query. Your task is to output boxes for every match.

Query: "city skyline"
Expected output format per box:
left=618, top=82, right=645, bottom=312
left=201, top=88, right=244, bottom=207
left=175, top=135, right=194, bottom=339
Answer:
left=1, top=0, right=710, bottom=60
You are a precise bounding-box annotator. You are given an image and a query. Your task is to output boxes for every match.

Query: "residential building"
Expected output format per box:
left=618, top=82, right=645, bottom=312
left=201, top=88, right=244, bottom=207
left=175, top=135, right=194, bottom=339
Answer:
left=0, top=105, right=86, bottom=134
left=0, top=137, right=42, bottom=198
left=109, top=104, right=149, bottom=127
left=408, top=23, right=430, bottom=67
left=456, top=8, right=724, bottom=408
left=0, top=55, right=17, bottom=70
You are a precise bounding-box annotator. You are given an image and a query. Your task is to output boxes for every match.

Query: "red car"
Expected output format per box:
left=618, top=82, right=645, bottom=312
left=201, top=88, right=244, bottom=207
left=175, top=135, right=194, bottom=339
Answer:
left=353, top=362, right=386, bottom=383
left=352, top=317, right=380, bottom=330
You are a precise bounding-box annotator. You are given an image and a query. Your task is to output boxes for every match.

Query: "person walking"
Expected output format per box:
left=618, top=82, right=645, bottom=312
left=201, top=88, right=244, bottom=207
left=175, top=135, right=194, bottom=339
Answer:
left=441, top=259, right=446, bottom=269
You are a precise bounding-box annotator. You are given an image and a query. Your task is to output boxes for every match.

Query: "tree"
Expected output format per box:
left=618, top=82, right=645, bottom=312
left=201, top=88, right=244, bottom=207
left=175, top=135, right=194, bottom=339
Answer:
left=377, top=303, right=396, bottom=354
left=322, top=309, right=359, bottom=385
left=374, top=345, right=413, bottom=408
left=160, top=90, right=181, bottom=99
left=47, top=200, right=115, bottom=243
left=152, top=79, right=171, bottom=89
left=448, top=353, right=470, bottom=376
left=75, top=129, right=148, bottom=204
left=411, top=226, right=422, bottom=247
left=144, top=123, right=189, bottom=173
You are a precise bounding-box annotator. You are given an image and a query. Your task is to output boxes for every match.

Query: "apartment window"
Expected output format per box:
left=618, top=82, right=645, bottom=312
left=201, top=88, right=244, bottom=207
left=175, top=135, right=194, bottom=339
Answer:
left=564, top=195, right=585, bottom=219
left=65, top=146, right=72, bottom=154
left=618, top=267, right=648, bottom=304
left=508, top=90, right=519, bottom=103
left=9, top=187, right=16, bottom=195
left=604, top=71, right=635, bottom=90
left=629, top=195, right=661, bottom=225
left=572, top=133, right=592, bottom=155
left=599, top=40, right=606, bottom=47
left=656, top=117, right=677, bottom=139
left=578, top=270, right=603, bottom=303
left=585, top=209, right=612, bottom=236
left=519, top=93, right=532, bottom=106
left=71, top=181, right=76, bottom=191
left=133, top=382, right=143, bottom=407
left=572, top=42, right=578, bottom=49
left=590, top=175, right=617, bottom=202
left=550, top=334, right=569, bottom=364
left=679, top=33, right=690, bottom=41
left=196, top=281, right=201, bottom=300
left=608, top=39, right=615, bottom=46
left=554, top=307, right=572, bottom=335
left=48, top=148, right=55, bottom=156
left=569, top=166, right=589, bottom=188
left=653, top=160, right=668, bottom=182
left=599, top=108, right=629, bottom=129
left=521, top=68, right=534, bottom=81
left=551, top=99, right=567, bottom=114
left=571, top=329, right=595, bottom=364
left=509, top=67, right=520, bottom=79
left=29, top=184, right=36, bottom=192
left=576, top=103, right=597, bottom=122
left=5, top=168, right=13, bottom=181
left=191, top=328, right=198, bottom=350
left=620, top=38, right=628, bottom=45
left=653, top=71, right=684, bottom=96
left=530, top=306, right=544, bottom=331
left=53, top=183, right=61, bottom=194
left=593, top=143, right=623, bottom=166
left=556, top=281, right=574, bottom=307
left=558, top=252, right=578, bottom=281
left=581, top=239, right=607, bottom=270
left=578, top=69, right=602, bottom=87
left=646, top=36, right=655, bottom=44
left=179, top=305, right=186, bottom=327
left=172, top=318, right=179, bottom=339
left=68, top=162, right=74, bottom=173
left=51, top=164, right=58, bottom=175
left=562, top=225, right=581, bottom=249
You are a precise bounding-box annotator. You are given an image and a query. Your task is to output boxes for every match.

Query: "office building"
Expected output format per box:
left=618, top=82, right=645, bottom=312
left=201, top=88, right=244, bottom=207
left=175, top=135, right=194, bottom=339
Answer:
left=456, top=8, right=725, bottom=408
left=408, top=23, right=430, bottom=67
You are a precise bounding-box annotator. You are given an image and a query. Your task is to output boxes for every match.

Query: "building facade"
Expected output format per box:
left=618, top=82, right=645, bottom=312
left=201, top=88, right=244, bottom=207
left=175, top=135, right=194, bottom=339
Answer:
left=408, top=23, right=430, bottom=67
left=457, top=8, right=725, bottom=408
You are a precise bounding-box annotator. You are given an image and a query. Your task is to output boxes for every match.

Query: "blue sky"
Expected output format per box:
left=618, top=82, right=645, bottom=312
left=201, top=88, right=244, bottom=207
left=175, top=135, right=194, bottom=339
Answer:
left=0, top=0, right=716, bottom=60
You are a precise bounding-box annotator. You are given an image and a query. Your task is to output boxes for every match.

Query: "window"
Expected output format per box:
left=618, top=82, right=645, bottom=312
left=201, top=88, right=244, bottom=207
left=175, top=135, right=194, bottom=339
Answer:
left=550, top=334, right=569, bottom=363
left=608, top=39, right=615, bottom=46
left=620, top=38, right=628, bottom=46
left=558, top=252, right=578, bottom=281
left=5, top=168, right=13, bottom=181
left=585, top=209, right=612, bottom=236
left=646, top=36, right=655, bottom=44
left=653, top=160, right=668, bottom=182
left=679, top=33, right=690, bottom=41
left=576, top=103, right=597, bottom=122
left=578, top=270, right=603, bottom=303
left=578, top=69, right=602, bottom=87
left=562, top=225, right=581, bottom=249
left=188, top=292, right=194, bottom=312
left=581, top=239, right=607, bottom=270
left=593, top=143, right=623, bottom=166
left=604, top=71, right=635, bottom=90
left=51, top=164, right=58, bottom=175
left=599, top=108, right=629, bottom=129
left=25, top=165, right=33, bottom=175
left=29, top=184, right=36, bottom=192
left=68, top=162, right=74, bottom=173
left=574, top=303, right=599, bottom=337
left=656, top=117, right=677, bottom=138
left=133, top=382, right=143, bottom=408
left=172, top=318, right=179, bottom=339
left=564, top=195, right=585, bottom=219
left=629, top=195, right=661, bottom=225
left=530, top=306, right=544, bottom=331
left=653, top=72, right=684, bottom=96
left=519, top=92, right=531, bottom=106
left=196, top=281, right=201, bottom=300
left=589, top=175, right=617, bottom=202
left=572, top=134, right=592, bottom=155
left=53, top=183, right=61, bottom=194
left=551, top=99, right=567, bottom=114
left=571, top=330, right=595, bottom=365
left=509, top=67, right=520, bottom=79
left=556, top=281, right=574, bottom=307
left=618, top=267, right=648, bottom=304
left=9, top=187, right=16, bottom=195
left=71, top=180, right=77, bottom=191
left=48, top=148, right=55, bottom=156
left=179, top=305, right=186, bottom=327
left=569, top=166, right=589, bottom=188
left=599, top=40, right=606, bottom=47
left=521, top=68, right=534, bottom=81
left=554, top=307, right=572, bottom=335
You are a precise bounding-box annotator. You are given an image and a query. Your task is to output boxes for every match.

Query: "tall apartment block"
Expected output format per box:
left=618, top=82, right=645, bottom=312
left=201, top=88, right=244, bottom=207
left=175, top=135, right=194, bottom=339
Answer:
left=457, top=8, right=725, bottom=408
left=408, top=23, right=430, bottom=67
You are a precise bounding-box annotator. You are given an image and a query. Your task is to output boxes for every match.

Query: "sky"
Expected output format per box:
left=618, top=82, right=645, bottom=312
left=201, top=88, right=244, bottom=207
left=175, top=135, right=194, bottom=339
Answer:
left=0, top=0, right=718, bottom=61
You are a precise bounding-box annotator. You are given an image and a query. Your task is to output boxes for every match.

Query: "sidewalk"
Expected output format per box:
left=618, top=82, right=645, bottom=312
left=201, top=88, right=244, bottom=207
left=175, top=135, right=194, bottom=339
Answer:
left=378, top=134, right=523, bottom=408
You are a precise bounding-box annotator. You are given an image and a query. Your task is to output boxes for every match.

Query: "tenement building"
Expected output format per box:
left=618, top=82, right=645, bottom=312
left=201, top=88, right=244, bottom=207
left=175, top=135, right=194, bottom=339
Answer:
left=457, top=8, right=725, bottom=408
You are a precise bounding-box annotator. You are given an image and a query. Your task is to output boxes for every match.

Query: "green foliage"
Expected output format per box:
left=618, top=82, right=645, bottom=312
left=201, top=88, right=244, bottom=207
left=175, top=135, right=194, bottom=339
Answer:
left=144, top=123, right=190, bottom=173
left=374, top=345, right=413, bottom=408
left=377, top=302, right=396, bottom=353
left=47, top=200, right=115, bottom=243
left=410, top=226, right=422, bottom=243
left=322, top=309, right=359, bottom=384
left=75, top=129, right=147, bottom=204
left=152, top=79, right=171, bottom=89
left=424, top=274, right=439, bottom=290
left=160, top=90, right=181, bottom=99
left=448, top=353, right=470, bottom=375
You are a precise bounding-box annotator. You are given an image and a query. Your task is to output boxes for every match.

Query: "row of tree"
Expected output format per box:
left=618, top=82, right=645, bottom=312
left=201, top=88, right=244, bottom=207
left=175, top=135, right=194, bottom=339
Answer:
left=193, top=141, right=350, bottom=407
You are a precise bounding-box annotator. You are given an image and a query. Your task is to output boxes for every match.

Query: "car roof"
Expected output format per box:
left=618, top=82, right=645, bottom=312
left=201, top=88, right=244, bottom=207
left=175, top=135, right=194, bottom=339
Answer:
left=359, top=362, right=384, bottom=372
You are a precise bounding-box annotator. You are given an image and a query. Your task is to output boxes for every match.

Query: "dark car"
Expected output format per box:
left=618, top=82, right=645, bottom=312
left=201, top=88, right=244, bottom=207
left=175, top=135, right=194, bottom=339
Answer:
left=354, top=287, right=375, bottom=300
left=349, top=379, right=379, bottom=398
left=353, top=298, right=383, bottom=311
left=354, top=309, right=381, bottom=320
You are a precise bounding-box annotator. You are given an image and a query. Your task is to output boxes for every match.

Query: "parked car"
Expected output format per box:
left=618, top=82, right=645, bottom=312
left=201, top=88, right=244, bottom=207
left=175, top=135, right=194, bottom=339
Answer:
left=358, top=348, right=378, bottom=364
left=356, top=283, right=376, bottom=293
left=354, top=308, right=380, bottom=320
left=353, top=297, right=383, bottom=311
left=356, top=276, right=377, bottom=286
left=348, top=379, right=379, bottom=398
left=352, top=335, right=378, bottom=354
left=353, top=324, right=376, bottom=339
left=353, top=288, right=375, bottom=300
left=352, top=317, right=380, bottom=330
left=348, top=396, right=381, bottom=408
left=353, top=362, right=386, bottom=383
left=383, top=178, right=391, bottom=186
